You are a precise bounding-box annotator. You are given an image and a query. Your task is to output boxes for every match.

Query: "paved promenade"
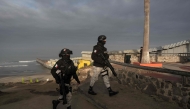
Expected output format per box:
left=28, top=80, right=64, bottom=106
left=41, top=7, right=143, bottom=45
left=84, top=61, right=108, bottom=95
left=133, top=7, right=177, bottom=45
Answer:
left=0, top=79, right=182, bottom=109
left=78, top=78, right=182, bottom=109
left=162, top=62, right=190, bottom=72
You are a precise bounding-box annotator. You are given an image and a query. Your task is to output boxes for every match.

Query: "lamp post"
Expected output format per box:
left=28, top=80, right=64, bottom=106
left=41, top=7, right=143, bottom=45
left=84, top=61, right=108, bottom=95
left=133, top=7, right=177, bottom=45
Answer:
left=141, top=0, right=150, bottom=63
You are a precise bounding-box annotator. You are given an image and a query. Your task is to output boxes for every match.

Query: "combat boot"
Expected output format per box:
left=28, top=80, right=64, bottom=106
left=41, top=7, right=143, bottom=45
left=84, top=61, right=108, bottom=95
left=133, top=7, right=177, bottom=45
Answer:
left=107, top=87, right=119, bottom=97
left=67, top=105, right=71, bottom=109
left=88, top=86, right=97, bottom=95
left=52, top=100, right=60, bottom=109
left=57, top=95, right=67, bottom=105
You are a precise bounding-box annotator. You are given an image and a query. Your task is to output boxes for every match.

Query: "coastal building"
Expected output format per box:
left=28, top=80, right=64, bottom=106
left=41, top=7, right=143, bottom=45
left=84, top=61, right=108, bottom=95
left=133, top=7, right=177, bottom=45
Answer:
left=81, top=39, right=190, bottom=63
left=45, top=54, right=92, bottom=69
left=77, top=51, right=92, bottom=69
left=149, top=39, right=190, bottom=54
left=43, top=39, right=190, bottom=69
left=71, top=56, right=92, bottom=69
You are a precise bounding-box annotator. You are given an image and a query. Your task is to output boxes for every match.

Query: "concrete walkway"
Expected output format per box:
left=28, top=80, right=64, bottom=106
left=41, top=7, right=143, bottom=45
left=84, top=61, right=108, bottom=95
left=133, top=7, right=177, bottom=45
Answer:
left=162, top=62, right=190, bottom=72
left=78, top=78, right=182, bottom=109
left=0, top=78, right=183, bottom=109
left=0, top=81, right=97, bottom=109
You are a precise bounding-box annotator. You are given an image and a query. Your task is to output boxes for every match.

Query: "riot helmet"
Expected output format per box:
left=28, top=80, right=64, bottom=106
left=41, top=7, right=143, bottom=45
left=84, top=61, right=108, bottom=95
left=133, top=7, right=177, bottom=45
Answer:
left=59, top=48, right=73, bottom=58
left=98, top=35, right=106, bottom=44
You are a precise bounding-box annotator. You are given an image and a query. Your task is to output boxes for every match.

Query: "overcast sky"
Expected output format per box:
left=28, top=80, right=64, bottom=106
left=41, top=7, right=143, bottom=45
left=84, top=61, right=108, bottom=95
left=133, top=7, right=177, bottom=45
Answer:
left=0, top=0, right=190, bottom=59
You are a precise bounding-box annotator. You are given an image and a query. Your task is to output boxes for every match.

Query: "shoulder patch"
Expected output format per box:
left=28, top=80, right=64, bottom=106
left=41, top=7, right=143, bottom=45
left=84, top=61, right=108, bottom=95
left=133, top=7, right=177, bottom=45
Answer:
left=55, top=64, right=58, bottom=68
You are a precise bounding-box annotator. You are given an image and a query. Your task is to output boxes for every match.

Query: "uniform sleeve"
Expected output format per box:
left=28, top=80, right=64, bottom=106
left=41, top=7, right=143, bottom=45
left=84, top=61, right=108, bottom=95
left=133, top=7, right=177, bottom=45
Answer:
left=104, top=47, right=109, bottom=60
left=51, top=61, right=60, bottom=81
left=73, top=73, right=80, bottom=84
left=91, top=47, right=105, bottom=64
left=104, top=53, right=109, bottom=60
left=70, top=61, right=80, bottom=84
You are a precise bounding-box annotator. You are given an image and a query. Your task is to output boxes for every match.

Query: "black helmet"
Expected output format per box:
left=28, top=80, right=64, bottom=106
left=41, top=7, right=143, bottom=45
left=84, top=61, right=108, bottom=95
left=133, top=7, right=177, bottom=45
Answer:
left=98, top=35, right=106, bottom=42
left=59, top=48, right=73, bottom=57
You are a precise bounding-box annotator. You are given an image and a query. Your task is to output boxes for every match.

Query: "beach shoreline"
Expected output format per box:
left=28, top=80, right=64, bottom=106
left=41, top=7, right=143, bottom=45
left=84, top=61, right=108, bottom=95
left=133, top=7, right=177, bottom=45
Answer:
left=0, top=73, right=54, bottom=84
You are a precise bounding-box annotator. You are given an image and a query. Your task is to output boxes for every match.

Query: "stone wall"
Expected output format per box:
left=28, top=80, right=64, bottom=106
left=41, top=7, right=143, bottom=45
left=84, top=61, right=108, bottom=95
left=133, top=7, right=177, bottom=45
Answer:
left=109, top=54, right=190, bottom=63
left=157, top=55, right=180, bottom=62
left=109, top=54, right=125, bottom=62
left=81, top=50, right=190, bottom=63
left=79, top=66, right=190, bottom=109
left=114, top=67, right=190, bottom=109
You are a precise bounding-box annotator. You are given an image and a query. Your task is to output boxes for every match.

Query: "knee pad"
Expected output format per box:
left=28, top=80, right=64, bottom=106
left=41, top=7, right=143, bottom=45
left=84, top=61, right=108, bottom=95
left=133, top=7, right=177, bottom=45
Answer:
left=101, top=70, right=108, bottom=77
left=65, top=86, right=72, bottom=94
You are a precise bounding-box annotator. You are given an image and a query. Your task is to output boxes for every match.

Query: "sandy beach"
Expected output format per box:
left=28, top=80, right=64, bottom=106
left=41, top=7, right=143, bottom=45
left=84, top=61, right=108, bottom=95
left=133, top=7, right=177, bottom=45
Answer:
left=0, top=73, right=54, bottom=83
left=0, top=80, right=97, bottom=109
left=0, top=67, right=94, bottom=109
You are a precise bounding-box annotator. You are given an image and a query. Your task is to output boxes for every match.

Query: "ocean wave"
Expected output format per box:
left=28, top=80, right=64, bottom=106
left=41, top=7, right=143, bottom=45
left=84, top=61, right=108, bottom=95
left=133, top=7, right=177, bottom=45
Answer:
left=19, top=60, right=36, bottom=63
left=0, top=61, right=15, bottom=65
left=0, top=65, right=28, bottom=68
left=0, top=60, right=36, bottom=65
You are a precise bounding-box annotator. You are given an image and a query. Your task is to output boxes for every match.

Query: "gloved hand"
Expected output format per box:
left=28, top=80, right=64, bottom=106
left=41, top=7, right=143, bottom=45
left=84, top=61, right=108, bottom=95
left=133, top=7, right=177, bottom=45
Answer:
left=76, top=81, right=81, bottom=88
left=105, top=54, right=109, bottom=60
left=55, top=78, right=60, bottom=84
left=102, top=61, right=107, bottom=65
left=56, top=80, right=60, bottom=84
left=77, top=81, right=80, bottom=84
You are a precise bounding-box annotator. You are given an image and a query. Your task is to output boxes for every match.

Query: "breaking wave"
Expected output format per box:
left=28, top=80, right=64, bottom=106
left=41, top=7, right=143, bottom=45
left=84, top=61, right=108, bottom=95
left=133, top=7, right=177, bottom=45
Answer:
left=19, top=60, right=36, bottom=63
left=0, top=65, right=28, bottom=68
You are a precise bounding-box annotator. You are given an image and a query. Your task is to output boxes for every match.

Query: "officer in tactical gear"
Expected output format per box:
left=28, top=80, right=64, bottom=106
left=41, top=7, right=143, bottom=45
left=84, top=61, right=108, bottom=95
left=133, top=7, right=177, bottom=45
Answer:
left=51, top=48, right=80, bottom=109
left=139, top=47, right=143, bottom=63
left=88, top=35, right=119, bottom=96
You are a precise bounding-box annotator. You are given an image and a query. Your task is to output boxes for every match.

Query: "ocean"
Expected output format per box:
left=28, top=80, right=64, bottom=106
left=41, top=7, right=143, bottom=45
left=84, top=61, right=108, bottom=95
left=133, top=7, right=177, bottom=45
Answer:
left=0, top=59, right=51, bottom=77
left=0, top=47, right=82, bottom=77
left=0, top=50, right=56, bottom=77
left=0, top=54, right=81, bottom=78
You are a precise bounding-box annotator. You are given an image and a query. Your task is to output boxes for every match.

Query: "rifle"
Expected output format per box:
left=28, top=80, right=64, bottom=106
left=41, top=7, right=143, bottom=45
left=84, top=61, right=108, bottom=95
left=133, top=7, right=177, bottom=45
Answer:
left=99, top=53, right=121, bottom=84
left=58, top=60, right=72, bottom=105
left=58, top=72, right=67, bottom=105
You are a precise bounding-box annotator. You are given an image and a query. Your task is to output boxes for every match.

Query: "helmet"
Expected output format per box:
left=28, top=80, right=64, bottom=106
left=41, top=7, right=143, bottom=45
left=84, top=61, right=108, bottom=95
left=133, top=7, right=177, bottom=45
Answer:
left=59, top=48, right=73, bottom=57
left=98, top=35, right=106, bottom=42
